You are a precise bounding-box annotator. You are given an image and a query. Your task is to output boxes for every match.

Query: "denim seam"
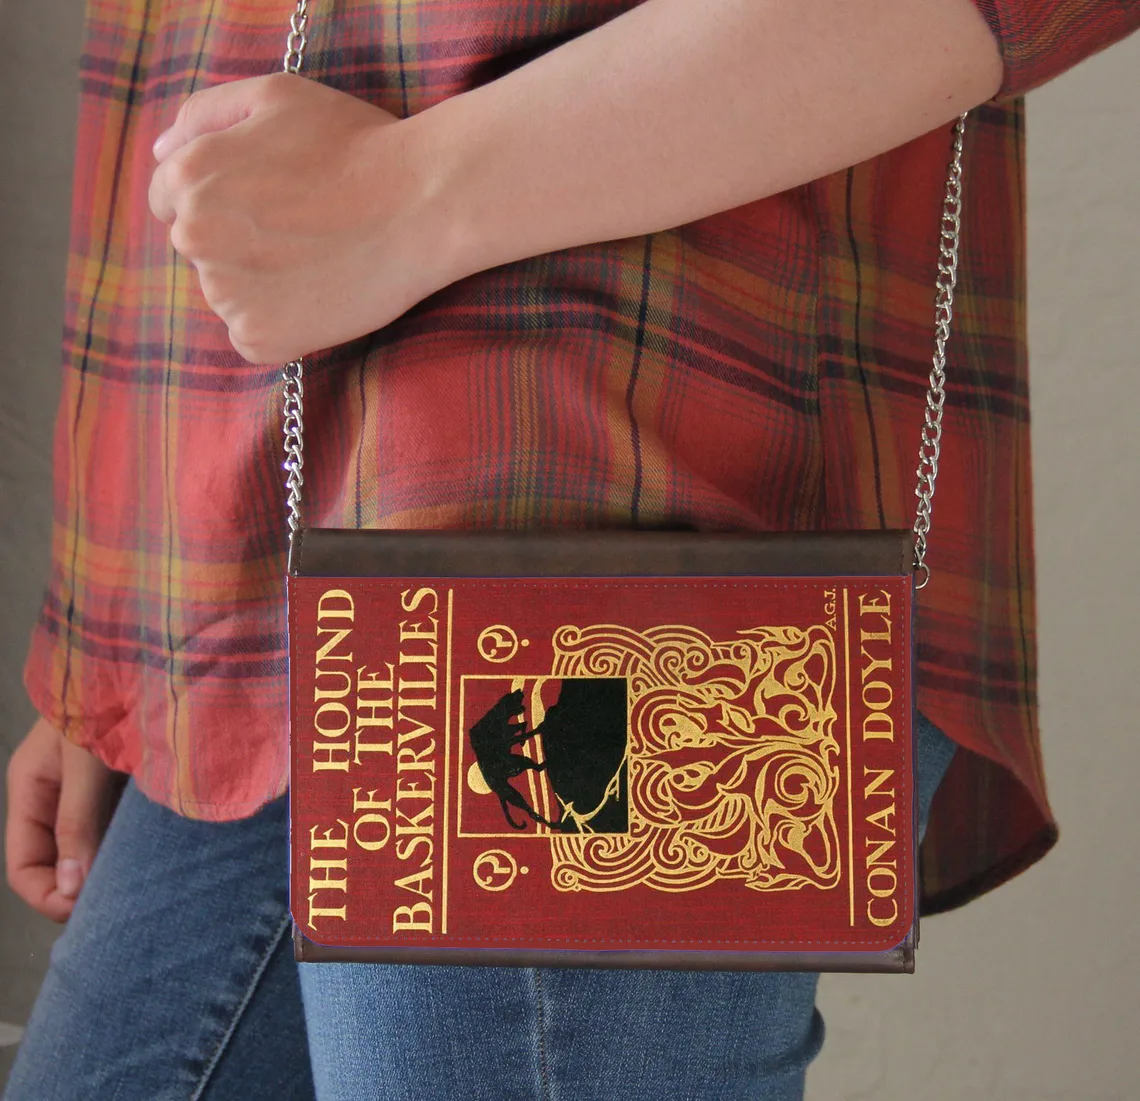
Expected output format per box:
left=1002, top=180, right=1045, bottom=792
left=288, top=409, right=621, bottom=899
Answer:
left=531, top=969, right=554, bottom=1101
left=188, top=911, right=293, bottom=1101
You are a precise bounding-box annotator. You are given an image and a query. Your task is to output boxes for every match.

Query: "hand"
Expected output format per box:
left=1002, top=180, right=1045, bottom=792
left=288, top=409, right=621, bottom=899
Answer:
left=5, top=717, right=125, bottom=922
left=148, top=72, right=459, bottom=364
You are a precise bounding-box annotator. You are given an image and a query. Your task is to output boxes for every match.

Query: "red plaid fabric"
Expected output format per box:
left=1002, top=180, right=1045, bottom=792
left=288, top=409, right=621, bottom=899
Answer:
left=24, top=0, right=1139, bottom=912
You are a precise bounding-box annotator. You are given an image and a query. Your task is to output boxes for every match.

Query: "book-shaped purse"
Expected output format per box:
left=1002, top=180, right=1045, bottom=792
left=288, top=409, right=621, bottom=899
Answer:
left=289, top=528, right=918, bottom=973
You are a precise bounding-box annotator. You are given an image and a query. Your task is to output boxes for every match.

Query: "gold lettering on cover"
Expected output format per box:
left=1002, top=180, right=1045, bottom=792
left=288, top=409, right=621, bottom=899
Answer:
left=859, top=652, right=892, bottom=680
left=393, top=867, right=434, bottom=902
left=395, top=834, right=433, bottom=866
left=396, top=771, right=436, bottom=802
left=350, top=788, right=393, bottom=851
left=314, top=667, right=352, bottom=701
left=865, top=836, right=897, bottom=868
left=354, top=663, right=396, bottom=764
left=311, top=589, right=356, bottom=773
left=861, top=681, right=893, bottom=712
left=857, top=592, right=891, bottom=617
left=382, top=593, right=440, bottom=935
left=309, top=858, right=347, bottom=891
left=397, top=715, right=434, bottom=747
left=358, top=665, right=395, bottom=692
left=862, top=760, right=900, bottom=927
left=863, top=767, right=895, bottom=799
left=442, top=589, right=455, bottom=934
left=305, top=586, right=448, bottom=936
left=401, top=587, right=439, bottom=616
left=547, top=623, right=841, bottom=894
left=858, top=589, right=895, bottom=743
left=311, top=741, right=351, bottom=771
left=395, top=803, right=433, bottom=835
left=823, top=588, right=837, bottom=633
left=399, top=645, right=438, bottom=667
left=397, top=678, right=436, bottom=707
left=306, top=819, right=349, bottom=930
left=318, top=589, right=356, bottom=619
left=867, top=867, right=897, bottom=897
left=391, top=901, right=433, bottom=933
left=315, top=628, right=353, bottom=665
left=843, top=589, right=854, bottom=926
left=397, top=741, right=435, bottom=770
left=313, top=703, right=351, bottom=738
left=310, top=821, right=349, bottom=849
left=862, top=712, right=895, bottom=741
left=400, top=617, right=438, bottom=642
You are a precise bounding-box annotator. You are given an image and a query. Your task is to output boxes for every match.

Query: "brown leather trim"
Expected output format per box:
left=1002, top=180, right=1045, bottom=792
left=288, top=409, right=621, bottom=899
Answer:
left=293, top=926, right=915, bottom=973
left=289, top=529, right=913, bottom=579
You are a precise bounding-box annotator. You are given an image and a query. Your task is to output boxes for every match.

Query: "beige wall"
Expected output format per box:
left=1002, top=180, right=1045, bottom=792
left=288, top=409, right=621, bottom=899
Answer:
left=808, top=32, right=1140, bottom=1101
left=1, top=3, right=1137, bottom=1095
left=0, top=0, right=83, bottom=1085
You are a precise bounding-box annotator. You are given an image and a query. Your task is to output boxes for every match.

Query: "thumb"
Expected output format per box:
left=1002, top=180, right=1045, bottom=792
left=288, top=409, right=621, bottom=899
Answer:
left=153, top=75, right=265, bottom=162
left=53, top=739, right=117, bottom=901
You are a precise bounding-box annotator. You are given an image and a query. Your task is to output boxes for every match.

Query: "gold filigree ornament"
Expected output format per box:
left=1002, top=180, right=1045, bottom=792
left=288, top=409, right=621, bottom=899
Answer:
left=548, top=624, right=841, bottom=894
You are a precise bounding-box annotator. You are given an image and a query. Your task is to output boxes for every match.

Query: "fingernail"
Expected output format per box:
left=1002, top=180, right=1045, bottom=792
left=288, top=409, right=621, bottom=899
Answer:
left=57, top=859, right=84, bottom=899
left=153, top=129, right=171, bottom=159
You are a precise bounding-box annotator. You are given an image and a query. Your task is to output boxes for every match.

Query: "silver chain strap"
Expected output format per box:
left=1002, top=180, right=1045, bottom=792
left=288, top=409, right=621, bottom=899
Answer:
left=279, top=1, right=967, bottom=583
left=281, top=0, right=311, bottom=541
left=913, top=113, right=967, bottom=588
left=284, top=0, right=310, bottom=75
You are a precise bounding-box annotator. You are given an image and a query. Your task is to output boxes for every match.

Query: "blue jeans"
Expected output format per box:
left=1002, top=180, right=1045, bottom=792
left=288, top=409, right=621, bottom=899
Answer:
left=5, top=716, right=956, bottom=1101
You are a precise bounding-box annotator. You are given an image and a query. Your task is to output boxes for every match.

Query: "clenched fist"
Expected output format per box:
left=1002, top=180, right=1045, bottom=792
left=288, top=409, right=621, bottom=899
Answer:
left=6, top=718, right=126, bottom=922
left=148, top=72, right=464, bottom=365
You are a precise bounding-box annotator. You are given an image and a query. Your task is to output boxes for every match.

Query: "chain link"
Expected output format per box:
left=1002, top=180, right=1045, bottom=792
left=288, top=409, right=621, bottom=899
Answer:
left=912, top=111, right=967, bottom=588
left=279, top=3, right=967, bottom=585
left=282, top=0, right=311, bottom=540
left=283, top=358, right=305, bottom=537
left=283, top=0, right=310, bottom=75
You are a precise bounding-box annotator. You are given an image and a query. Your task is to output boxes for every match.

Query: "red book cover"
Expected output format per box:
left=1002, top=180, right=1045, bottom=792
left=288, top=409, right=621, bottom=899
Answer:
left=288, top=571, right=915, bottom=961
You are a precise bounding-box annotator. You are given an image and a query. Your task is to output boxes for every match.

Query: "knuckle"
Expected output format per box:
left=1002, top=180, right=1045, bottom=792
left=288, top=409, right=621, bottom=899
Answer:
left=146, top=173, right=167, bottom=221
left=169, top=216, right=203, bottom=259
left=170, top=194, right=218, bottom=259
left=229, top=341, right=258, bottom=364
left=163, top=150, right=196, bottom=194
left=176, top=87, right=206, bottom=129
left=260, top=71, right=295, bottom=105
left=227, top=318, right=265, bottom=362
left=167, top=137, right=215, bottom=195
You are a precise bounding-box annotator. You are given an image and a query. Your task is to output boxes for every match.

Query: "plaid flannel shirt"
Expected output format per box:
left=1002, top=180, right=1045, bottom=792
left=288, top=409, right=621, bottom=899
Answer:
left=25, top=0, right=1140, bottom=912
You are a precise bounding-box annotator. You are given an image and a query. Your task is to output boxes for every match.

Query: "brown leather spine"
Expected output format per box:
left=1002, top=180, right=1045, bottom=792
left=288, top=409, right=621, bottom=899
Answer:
left=293, top=928, right=915, bottom=974
left=289, top=528, right=914, bottom=579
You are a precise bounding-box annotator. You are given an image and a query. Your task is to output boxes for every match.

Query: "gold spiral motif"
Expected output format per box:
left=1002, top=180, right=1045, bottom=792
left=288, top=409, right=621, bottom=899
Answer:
left=549, top=623, right=841, bottom=893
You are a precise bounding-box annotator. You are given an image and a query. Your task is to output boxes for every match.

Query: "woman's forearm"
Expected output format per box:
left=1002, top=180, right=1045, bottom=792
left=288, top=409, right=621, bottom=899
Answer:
left=406, top=0, right=1003, bottom=282
left=146, top=0, right=1005, bottom=361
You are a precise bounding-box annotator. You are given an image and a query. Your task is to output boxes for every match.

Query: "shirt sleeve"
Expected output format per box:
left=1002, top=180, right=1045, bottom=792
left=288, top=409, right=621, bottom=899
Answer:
left=970, top=0, right=1140, bottom=101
